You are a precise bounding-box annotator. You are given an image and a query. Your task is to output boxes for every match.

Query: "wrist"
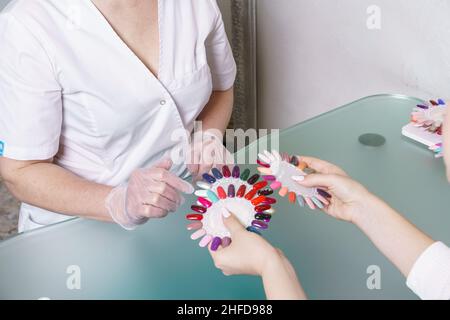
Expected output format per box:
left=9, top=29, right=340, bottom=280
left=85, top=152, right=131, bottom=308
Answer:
left=260, top=248, right=285, bottom=278
left=351, top=192, right=386, bottom=228
left=105, top=184, right=147, bottom=230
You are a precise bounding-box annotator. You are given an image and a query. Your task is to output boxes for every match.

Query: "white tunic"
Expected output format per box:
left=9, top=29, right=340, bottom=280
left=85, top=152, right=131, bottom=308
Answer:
left=407, top=241, right=450, bottom=300
left=0, top=0, right=236, bottom=231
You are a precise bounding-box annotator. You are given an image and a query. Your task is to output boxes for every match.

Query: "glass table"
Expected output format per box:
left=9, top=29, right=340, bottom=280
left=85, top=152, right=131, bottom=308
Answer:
left=1, top=94, right=449, bottom=299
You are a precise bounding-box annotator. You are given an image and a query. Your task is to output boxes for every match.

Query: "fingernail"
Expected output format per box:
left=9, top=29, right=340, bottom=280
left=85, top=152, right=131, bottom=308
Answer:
left=222, top=208, right=231, bottom=218
left=292, top=175, right=305, bottom=182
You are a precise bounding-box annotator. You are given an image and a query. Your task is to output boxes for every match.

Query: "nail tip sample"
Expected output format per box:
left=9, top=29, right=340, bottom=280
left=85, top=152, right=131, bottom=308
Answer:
left=240, top=168, right=250, bottom=181
left=202, top=173, right=216, bottom=184
left=199, top=235, right=213, bottom=247
left=186, top=214, right=203, bottom=221
left=227, top=184, right=236, bottom=198
left=196, top=181, right=211, bottom=190
left=222, top=165, right=231, bottom=178
left=211, top=168, right=223, bottom=179
left=191, top=205, right=207, bottom=213
left=247, top=174, right=260, bottom=185
left=210, top=237, right=222, bottom=251
left=206, top=190, right=219, bottom=203
left=221, top=237, right=232, bottom=248
left=246, top=226, right=262, bottom=235
left=232, top=165, right=240, bottom=178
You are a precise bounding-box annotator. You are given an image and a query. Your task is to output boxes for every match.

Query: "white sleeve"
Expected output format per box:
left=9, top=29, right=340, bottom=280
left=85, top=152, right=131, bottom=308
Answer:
left=0, top=12, right=62, bottom=160
left=206, top=0, right=237, bottom=91
left=406, top=241, right=450, bottom=300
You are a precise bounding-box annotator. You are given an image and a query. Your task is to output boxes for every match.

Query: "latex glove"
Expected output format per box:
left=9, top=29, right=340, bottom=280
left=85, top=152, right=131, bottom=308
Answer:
left=186, top=130, right=234, bottom=179
left=292, top=156, right=373, bottom=223
left=105, top=158, right=194, bottom=230
left=209, top=210, right=280, bottom=276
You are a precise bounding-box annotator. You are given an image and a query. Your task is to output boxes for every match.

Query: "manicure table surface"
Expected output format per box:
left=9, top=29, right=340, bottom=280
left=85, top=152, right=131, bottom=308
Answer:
left=1, top=94, right=449, bottom=299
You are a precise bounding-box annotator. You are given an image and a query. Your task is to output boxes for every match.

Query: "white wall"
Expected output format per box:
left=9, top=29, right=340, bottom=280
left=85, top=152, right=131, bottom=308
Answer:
left=257, top=0, right=450, bottom=129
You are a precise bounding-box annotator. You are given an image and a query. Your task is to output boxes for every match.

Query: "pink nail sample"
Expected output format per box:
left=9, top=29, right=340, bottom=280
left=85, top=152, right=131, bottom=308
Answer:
left=191, top=229, right=206, bottom=240
left=199, top=234, right=213, bottom=247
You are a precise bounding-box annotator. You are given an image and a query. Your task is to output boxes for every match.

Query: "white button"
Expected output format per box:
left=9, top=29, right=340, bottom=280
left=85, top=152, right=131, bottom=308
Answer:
left=160, top=100, right=167, bottom=106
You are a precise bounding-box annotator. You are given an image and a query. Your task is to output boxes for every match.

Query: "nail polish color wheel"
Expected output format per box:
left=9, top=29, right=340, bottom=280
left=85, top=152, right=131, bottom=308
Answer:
left=186, top=165, right=277, bottom=251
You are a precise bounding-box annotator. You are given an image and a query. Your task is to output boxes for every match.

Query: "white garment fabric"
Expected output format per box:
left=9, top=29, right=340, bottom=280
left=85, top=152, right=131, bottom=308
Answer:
left=406, top=241, right=450, bottom=300
left=0, top=0, right=236, bottom=231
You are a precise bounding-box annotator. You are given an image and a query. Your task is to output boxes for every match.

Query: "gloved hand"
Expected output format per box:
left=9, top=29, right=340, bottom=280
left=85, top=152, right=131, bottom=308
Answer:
left=186, top=130, right=234, bottom=179
left=105, top=158, right=194, bottom=230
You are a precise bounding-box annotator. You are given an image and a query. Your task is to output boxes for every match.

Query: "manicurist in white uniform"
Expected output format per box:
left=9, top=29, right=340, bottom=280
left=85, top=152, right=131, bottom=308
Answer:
left=0, top=0, right=236, bottom=231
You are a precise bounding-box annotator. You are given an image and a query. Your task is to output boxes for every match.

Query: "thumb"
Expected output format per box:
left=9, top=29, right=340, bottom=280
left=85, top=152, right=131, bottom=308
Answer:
left=222, top=209, right=245, bottom=235
left=293, top=173, right=340, bottom=189
left=153, top=158, right=173, bottom=171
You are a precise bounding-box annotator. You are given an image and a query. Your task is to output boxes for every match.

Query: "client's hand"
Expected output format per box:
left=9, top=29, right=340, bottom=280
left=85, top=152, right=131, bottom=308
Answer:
left=293, top=156, right=374, bottom=223
left=209, top=210, right=307, bottom=299
left=209, top=211, right=280, bottom=276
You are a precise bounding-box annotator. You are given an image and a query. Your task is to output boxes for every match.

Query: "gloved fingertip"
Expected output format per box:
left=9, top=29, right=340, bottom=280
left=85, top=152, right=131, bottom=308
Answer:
left=164, top=158, right=173, bottom=168
left=182, top=181, right=195, bottom=194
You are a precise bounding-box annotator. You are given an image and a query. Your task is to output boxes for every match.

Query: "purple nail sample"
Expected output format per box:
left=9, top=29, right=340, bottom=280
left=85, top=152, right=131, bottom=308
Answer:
left=317, top=188, right=332, bottom=199
left=221, top=237, right=232, bottom=248
left=210, top=237, right=222, bottom=251
left=252, top=220, right=268, bottom=230
left=232, top=165, right=240, bottom=178
left=228, top=184, right=235, bottom=198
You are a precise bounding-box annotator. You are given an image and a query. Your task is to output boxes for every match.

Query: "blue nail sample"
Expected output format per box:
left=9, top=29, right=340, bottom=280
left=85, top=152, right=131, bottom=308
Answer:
left=297, top=195, right=305, bottom=207
left=211, top=168, right=223, bottom=179
left=311, top=196, right=324, bottom=209
left=202, top=173, right=216, bottom=184
left=246, top=226, right=261, bottom=235
left=438, top=99, right=446, bottom=105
